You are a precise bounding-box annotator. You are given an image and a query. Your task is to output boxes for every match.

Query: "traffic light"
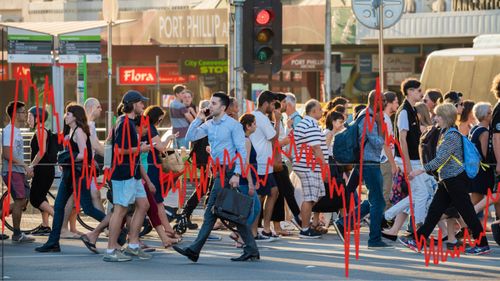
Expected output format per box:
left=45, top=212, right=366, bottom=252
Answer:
left=243, top=0, right=282, bottom=74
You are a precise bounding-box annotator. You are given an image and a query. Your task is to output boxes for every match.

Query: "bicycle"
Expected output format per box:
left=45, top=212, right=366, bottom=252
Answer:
left=0, top=189, right=103, bottom=234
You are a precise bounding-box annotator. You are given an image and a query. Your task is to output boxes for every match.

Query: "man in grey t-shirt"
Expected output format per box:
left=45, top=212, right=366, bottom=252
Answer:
left=169, top=84, right=190, bottom=148
left=1, top=101, right=35, bottom=243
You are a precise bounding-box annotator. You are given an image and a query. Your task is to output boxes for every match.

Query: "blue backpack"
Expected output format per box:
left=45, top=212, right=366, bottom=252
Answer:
left=332, top=113, right=370, bottom=164
left=440, top=127, right=481, bottom=178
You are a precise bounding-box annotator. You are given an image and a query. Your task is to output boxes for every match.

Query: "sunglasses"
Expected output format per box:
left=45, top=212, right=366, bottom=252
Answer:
left=455, top=102, right=464, bottom=108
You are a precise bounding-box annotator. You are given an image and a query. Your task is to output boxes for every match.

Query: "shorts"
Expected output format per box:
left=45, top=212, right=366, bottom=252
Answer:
left=295, top=171, right=325, bottom=203
left=256, top=173, right=277, bottom=196
left=2, top=172, right=30, bottom=200
left=111, top=178, right=147, bottom=207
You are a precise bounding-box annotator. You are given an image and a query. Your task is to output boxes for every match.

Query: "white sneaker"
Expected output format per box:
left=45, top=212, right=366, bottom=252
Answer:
left=280, top=221, right=295, bottom=231
left=12, top=233, right=35, bottom=243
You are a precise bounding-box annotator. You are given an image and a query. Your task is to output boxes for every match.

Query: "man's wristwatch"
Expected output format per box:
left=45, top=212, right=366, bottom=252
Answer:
left=233, top=173, right=240, bottom=177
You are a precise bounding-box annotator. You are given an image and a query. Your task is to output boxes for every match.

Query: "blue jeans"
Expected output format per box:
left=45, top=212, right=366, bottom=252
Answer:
left=187, top=170, right=259, bottom=256
left=47, top=167, right=106, bottom=245
left=337, top=165, right=385, bottom=245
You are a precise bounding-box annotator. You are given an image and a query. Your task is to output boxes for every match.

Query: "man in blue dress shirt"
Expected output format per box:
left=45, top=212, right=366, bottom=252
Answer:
left=173, top=91, right=260, bottom=262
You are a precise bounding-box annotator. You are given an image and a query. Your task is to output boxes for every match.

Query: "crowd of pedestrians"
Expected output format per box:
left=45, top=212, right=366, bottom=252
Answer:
left=2, top=75, right=500, bottom=261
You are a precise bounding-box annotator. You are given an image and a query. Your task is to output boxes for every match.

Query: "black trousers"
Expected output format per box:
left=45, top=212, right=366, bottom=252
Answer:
left=182, top=175, right=214, bottom=217
left=417, top=172, right=488, bottom=247
left=271, top=164, right=301, bottom=222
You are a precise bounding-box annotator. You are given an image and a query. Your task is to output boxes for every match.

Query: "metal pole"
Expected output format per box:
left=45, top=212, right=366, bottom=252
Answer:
left=234, top=0, right=244, bottom=116
left=107, top=20, right=113, bottom=133
left=228, top=5, right=235, bottom=95
left=1, top=27, right=4, bottom=81
left=156, top=55, right=160, bottom=103
left=378, top=3, right=384, bottom=92
left=324, top=0, right=332, bottom=102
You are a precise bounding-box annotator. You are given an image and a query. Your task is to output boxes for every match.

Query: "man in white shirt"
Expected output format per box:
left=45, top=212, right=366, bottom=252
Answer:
left=2, top=101, right=35, bottom=243
left=250, top=91, right=280, bottom=239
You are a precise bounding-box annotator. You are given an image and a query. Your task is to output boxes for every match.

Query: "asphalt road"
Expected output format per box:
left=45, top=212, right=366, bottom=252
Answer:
left=1, top=225, right=499, bottom=280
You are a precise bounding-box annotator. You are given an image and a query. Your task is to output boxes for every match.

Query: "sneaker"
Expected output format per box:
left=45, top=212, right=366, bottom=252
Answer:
left=398, top=236, right=419, bottom=253
left=207, top=234, right=222, bottom=241
left=368, top=241, right=394, bottom=250
left=123, top=246, right=153, bottom=260
left=12, top=233, right=35, bottom=243
left=35, top=243, right=61, bottom=253
left=332, top=221, right=345, bottom=242
left=30, top=225, right=52, bottom=236
left=299, top=228, right=322, bottom=239
left=1, top=234, right=9, bottom=240
left=254, top=233, right=277, bottom=242
left=103, top=249, right=133, bottom=262
left=446, top=240, right=463, bottom=251
left=291, top=216, right=303, bottom=231
left=368, top=241, right=394, bottom=249
left=280, top=221, right=296, bottom=231
left=465, top=245, right=491, bottom=255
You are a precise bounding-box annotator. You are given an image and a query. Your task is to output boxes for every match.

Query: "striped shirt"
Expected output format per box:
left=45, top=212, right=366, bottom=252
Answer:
left=424, top=127, right=465, bottom=180
left=293, top=116, right=329, bottom=173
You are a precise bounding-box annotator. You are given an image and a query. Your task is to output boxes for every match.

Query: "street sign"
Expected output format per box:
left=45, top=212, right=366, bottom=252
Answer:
left=352, top=0, right=404, bottom=29
left=58, top=30, right=102, bottom=63
left=7, top=28, right=53, bottom=63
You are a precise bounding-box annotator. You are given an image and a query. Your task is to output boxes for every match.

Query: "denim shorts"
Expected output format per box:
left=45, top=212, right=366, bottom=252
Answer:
left=111, top=178, right=146, bottom=207
left=256, top=173, right=277, bottom=196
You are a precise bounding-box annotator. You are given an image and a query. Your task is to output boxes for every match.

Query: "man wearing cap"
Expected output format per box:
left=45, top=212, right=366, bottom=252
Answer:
left=104, top=90, right=152, bottom=262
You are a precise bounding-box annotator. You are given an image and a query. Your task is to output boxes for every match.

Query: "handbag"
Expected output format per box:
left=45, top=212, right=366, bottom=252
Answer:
left=390, top=170, right=409, bottom=205
left=57, top=150, right=71, bottom=165
left=162, top=149, right=185, bottom=173
left=213, top=183, right=253, bottom=226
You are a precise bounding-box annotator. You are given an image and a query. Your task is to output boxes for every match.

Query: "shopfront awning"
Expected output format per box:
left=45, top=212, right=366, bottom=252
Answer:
left=0, top=20, right=135, bottom=36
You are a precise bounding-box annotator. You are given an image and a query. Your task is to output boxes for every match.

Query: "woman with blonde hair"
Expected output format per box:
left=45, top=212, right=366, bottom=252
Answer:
left=400, top=103, right=491, bottom=255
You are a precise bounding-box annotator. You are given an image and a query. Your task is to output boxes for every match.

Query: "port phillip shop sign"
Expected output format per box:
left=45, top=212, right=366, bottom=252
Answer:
left=112, top=6, right=335, bottom=46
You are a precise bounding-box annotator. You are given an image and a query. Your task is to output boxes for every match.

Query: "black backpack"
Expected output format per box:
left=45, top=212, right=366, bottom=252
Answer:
left=418, top=125, right=441, bottom=176
left=46, top=129, right=62, bottom=164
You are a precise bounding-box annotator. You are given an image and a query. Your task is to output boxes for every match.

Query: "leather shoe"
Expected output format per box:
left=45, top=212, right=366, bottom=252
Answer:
left=230, top=252, right=260, bottom=262
left=35, top=243, right=61, bottom=253
left=172, top=245, right=199, bottom=262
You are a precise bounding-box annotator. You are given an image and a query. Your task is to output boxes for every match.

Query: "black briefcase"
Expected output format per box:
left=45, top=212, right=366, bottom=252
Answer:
left=212, top=185, right=253, bottom=226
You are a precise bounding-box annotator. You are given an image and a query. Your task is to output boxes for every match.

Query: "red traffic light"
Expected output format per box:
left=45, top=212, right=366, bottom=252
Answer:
left=255, top=9, right=272, bottom=25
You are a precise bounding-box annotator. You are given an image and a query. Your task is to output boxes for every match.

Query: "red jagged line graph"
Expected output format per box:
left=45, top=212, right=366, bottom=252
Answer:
left=2, top=71, right=499, bottom=276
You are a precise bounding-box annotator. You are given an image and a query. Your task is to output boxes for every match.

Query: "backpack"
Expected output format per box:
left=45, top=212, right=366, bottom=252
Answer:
left=419, top=125, right=442, bottom=168
left=440, top=127, right=481, bottom=179
left=45, top=129, right=61, bottom=164
left=332, top=113, right=369, bottom=164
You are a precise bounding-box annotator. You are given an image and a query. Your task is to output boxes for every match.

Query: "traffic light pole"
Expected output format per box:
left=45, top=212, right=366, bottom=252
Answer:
left=233, top=0, right=245, bottom=116
left=324, top=0, right=332, bottom=102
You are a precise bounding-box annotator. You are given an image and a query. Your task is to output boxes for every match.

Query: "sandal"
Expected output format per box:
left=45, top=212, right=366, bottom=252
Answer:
left=80, top=235, right=99, bottom=254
